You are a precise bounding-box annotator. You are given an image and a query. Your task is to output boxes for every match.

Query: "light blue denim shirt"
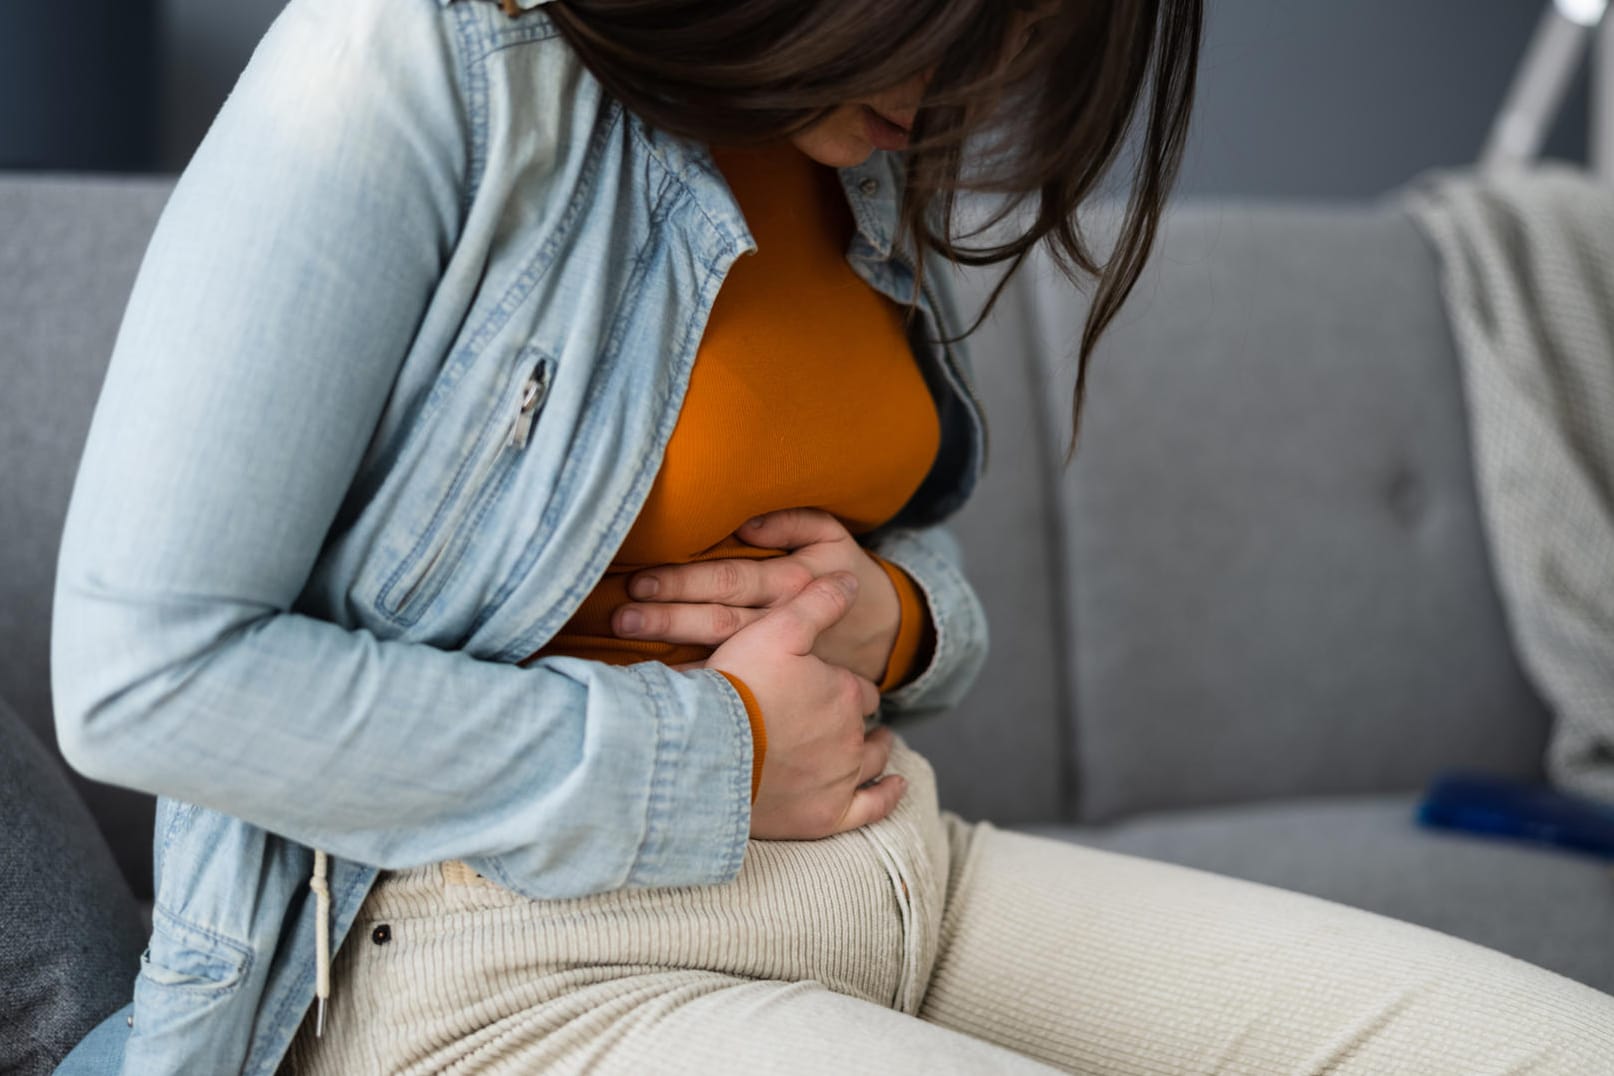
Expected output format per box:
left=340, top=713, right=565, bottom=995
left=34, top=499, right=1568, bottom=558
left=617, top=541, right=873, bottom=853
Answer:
left=49, top=0, right=990, bottom=1072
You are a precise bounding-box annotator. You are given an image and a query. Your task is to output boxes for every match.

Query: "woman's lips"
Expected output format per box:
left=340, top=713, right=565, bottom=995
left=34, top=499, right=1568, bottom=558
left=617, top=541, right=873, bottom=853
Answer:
left=862, top=105, right=911, bottom=151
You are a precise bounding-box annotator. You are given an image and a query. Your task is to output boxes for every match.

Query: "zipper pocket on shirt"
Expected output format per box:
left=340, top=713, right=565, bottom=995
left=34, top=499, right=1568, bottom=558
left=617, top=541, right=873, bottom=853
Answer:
left=379, top=348, right=553, bottom=623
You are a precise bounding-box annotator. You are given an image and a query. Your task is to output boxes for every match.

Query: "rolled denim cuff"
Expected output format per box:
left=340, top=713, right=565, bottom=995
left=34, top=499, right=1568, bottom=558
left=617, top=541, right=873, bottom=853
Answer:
left=618, top=664, right=754, bottom=888
left=714, top=669, right=766, bottom=803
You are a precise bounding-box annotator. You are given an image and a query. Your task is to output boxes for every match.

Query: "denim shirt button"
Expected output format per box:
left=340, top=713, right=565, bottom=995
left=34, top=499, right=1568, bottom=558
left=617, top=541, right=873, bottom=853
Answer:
left=859, top=177, right=879, bottom=196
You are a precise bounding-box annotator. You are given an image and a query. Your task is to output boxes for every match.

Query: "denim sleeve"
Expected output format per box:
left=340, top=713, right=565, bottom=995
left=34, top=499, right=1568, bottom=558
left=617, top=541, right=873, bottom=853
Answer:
left=48, top=0, right=752, bottom=898
left=860, top=521, right=990, bottom=724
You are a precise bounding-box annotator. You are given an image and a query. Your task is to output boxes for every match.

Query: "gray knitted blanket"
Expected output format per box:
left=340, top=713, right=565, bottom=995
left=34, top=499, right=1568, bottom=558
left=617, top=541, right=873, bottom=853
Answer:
left=1403, top=165, right=1614, bottom=806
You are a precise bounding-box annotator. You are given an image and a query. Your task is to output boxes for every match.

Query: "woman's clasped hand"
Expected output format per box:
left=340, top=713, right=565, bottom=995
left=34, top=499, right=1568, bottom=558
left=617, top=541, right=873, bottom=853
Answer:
left=609, top=507, right=908, bottom=840
left=613, top=507, right=904, bottom=683
left=721, top=572, right=905, bottom=841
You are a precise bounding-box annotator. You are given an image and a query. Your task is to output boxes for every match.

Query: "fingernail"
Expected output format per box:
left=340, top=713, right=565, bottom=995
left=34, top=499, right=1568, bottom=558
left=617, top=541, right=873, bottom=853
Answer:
left=618, top=609, right=643, bottom=634
left=833, top=572, right=858, bottom=594
left=747, top=516, right=766, bottom=529
left=629, top=575, right=658, bottom=598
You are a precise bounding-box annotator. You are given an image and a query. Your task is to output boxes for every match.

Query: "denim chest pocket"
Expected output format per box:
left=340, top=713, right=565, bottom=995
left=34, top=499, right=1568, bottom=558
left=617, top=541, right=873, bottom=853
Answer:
left=375, top=344, right=554, bottom=625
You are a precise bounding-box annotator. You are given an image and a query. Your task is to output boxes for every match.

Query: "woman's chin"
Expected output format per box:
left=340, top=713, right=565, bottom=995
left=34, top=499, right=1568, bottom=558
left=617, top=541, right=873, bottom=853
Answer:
left=789, top=129, right=876, bottom=169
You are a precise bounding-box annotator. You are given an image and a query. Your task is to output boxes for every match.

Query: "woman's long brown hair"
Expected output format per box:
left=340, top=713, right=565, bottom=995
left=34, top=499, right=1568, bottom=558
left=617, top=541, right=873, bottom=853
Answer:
left=494, top=0, right=1202, bottom=464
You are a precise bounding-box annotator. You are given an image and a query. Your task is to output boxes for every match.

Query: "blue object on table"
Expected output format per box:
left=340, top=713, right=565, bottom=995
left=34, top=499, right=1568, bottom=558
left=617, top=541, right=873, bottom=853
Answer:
left=1416, top=771, right=1614, bottom=861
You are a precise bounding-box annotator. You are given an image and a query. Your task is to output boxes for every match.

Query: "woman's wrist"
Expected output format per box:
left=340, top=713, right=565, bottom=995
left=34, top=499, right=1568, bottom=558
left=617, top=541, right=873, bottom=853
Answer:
left=715, top=669, right=767, bottom=802
left=868, top=554, right=929, bottom=692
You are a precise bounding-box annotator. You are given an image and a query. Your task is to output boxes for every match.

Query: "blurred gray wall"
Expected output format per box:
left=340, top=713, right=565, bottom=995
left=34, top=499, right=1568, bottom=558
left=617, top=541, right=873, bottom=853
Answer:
left=159, top=0, right=291, bottom=171
left=1178, top=0, right=1587, bottom=198
left=0, top=3, right=159, bottom=170
left=158, top=0, right=1589, bottom=197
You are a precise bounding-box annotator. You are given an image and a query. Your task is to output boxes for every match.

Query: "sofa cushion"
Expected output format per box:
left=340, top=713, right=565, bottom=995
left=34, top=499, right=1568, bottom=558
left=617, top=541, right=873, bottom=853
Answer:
left=0, top=695, right=145, bottom=1072
left=1018, top=792, right=1614, bottom=996
left=1033, top=203, right=1555, bottom=823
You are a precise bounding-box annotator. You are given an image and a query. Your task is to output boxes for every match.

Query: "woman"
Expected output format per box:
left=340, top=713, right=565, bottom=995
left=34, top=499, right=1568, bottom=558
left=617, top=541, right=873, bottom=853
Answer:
left=46, top=0, right=1614, bottom=1072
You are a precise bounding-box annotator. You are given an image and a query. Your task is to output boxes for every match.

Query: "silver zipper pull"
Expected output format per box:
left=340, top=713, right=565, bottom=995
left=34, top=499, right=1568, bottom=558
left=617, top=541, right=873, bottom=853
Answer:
left=508, top=359, right=550, bottom=450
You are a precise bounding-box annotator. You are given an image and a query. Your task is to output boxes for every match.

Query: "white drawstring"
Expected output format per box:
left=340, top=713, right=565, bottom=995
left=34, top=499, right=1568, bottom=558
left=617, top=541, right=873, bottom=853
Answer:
left=310, top=849, right=331, bottom=1037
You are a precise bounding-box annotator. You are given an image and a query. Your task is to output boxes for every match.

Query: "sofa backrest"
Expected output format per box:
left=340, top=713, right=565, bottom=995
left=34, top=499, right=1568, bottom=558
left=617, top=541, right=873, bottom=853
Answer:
left=1, top=173, right=1562, bottom=895
left=2, top=173, right=172, bottom=897
left=1016, top=201, right=1554, bottom=823
left=894, top=262, right=1072, bottom=826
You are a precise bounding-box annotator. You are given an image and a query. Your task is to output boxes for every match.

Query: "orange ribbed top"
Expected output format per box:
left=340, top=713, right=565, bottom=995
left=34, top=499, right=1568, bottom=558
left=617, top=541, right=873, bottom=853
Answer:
left=522, top=140, right=941, bottom=801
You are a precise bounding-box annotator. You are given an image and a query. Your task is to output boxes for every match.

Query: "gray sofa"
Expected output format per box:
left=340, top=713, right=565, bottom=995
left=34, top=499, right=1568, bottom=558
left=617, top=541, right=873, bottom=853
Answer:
left=4, top=174, right=1612, bottom=1011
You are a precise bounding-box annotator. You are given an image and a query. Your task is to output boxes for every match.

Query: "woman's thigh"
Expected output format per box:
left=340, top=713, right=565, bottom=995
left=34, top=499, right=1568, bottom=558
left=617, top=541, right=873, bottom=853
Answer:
left=291, top=965, right=1065, bottom=1075
left=919, top=817, right=1614, bottom=1075
left=516, top=971, right=1068, bottom=1076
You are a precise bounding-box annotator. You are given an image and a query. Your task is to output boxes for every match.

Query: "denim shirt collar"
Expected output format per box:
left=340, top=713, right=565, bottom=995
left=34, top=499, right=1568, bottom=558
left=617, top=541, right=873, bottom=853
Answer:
left=625, top=109, right=907, bottom=268
left=492, top=0, right=907, bottom=265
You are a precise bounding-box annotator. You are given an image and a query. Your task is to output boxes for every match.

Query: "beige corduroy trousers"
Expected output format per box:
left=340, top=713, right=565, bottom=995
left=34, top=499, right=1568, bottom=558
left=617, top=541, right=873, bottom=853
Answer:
left=283, top=735, right=1614, bottom=1075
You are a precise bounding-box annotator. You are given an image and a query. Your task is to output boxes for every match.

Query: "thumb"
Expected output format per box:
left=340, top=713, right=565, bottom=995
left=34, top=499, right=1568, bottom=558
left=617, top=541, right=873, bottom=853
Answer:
left=761, top=571, right=859, bottom=656
left=737, top=507, right=846, bottom=550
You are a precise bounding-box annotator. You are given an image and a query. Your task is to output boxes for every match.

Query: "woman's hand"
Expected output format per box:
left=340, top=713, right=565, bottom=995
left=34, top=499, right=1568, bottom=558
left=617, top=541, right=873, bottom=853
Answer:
left=613, top=508, right=902, bottom=684
left=702, top=571, right=906, bottom=839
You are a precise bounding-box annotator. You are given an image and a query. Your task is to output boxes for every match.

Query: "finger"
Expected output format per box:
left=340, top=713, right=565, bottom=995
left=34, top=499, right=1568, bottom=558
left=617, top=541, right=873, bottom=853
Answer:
left=627, top=555, right=778, bottom=607
left=614, top=601, right=767, bottom=645
left=737, top=507, right=852, bottom=551
left=855, top=725, right=895, bottom=786
left=854, top=673, right=880, bottom=717
left=833, top=775, right=908, bottom=834
left=762, top=572, right=859, bottom=655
